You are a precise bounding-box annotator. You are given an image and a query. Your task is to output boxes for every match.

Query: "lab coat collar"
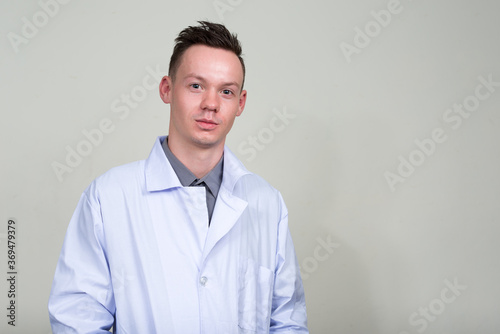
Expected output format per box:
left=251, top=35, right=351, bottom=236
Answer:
left=220, top=144, right=251, bottom=194
left=145, top=136, right=252, bottom=194
left=145, top=136, right=183, bottom=192
left=146, top=136, right=252, bottom=263
left=201, top=145, right=251, bottom=262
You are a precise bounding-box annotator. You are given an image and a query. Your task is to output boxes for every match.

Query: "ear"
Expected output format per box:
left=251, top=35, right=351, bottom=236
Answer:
left=236, top=89, right=247, bottom=116
left=159, top=76, right=173, bottom=104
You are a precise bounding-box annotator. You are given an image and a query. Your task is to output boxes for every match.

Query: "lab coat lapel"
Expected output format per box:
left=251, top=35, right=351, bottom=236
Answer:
left=201, top=146, right=251, bottom=262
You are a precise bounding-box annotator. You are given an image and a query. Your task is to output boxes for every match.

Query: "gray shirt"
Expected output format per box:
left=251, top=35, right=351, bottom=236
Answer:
left=162, top=137, right=223, bottom=225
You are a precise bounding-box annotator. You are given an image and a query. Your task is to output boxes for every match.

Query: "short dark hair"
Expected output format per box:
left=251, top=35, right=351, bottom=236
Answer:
left=169, top=21, right=246, bottom=88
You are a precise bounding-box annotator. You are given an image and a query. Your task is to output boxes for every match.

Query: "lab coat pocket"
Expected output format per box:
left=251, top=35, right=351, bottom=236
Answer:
left=238, top=258, right=274, bottom=333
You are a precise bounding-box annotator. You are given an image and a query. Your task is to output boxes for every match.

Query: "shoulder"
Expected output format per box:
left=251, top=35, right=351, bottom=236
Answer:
left=224, top=147, right=284, bottom=205
left=233, top=172, right=286, bottom=212
left=224, top=146, right=280, bottom=198
left=84, top=160, right=146, bottom=199
left=236, top=172, right=278, bottom=196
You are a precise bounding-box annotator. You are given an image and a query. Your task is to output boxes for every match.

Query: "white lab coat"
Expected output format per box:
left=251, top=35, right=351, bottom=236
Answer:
left=49, top=136, right=308, bottom=333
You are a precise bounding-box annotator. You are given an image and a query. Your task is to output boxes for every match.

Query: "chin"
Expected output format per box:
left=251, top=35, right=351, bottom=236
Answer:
left=191, top=136, right=221, bottom=149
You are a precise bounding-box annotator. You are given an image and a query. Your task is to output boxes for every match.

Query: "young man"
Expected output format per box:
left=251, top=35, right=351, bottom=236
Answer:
left=49, top=21, right=308, bottom=333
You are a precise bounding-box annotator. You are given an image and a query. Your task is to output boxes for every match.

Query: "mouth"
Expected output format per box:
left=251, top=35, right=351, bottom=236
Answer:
left=196, top=118, right=218, bottom=130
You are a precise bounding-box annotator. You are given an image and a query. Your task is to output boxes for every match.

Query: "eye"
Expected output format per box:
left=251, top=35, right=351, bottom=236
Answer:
left=190, top=83, right=201, bottom=89
left=222, top=89, right=233, bottom=95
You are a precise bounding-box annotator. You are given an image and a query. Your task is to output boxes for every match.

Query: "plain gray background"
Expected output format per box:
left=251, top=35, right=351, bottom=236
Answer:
left=1, top=0, right=499, bottom=333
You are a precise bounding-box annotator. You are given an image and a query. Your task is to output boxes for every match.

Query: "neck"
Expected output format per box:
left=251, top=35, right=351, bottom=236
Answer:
left=167, top=135, right=224, bottom=179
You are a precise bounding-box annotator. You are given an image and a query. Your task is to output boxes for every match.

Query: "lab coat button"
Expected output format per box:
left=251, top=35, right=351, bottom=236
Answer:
left=200, top=276, right=208, bottom=286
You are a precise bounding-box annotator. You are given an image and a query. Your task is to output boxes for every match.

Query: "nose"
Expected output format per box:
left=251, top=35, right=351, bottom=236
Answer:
left=201, top=89, right=219, bottom=112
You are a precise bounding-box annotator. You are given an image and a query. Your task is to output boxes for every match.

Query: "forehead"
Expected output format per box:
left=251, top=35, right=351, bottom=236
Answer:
left=176, top=45, right=244, bottom=84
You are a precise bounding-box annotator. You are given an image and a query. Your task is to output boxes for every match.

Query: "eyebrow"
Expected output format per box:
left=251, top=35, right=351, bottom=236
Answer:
left=184, top=73, right=241, bottom=90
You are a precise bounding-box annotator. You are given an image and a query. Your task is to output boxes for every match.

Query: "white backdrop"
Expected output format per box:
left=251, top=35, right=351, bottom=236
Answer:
left=1, top=0, right=499, bottom=333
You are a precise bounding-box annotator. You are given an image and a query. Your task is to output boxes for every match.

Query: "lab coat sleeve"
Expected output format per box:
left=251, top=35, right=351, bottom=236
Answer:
left=270, top=196, right=309, bottom=333
left=48, top=190, right=116, bottom=333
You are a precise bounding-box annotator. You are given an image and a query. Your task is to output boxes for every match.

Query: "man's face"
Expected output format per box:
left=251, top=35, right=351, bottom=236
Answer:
left=160, top=44, right=247, bottom=151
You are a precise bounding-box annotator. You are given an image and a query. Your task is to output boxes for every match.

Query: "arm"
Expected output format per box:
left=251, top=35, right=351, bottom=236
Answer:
left=270, top=197, right=309, bottom=333
left=48, top=191, right=115, bottom=333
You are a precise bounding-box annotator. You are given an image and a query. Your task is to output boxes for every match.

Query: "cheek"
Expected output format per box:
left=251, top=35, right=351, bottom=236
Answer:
left=222, top=114, right=238, bottom=131
left=172, top=94, right=196, bottom=117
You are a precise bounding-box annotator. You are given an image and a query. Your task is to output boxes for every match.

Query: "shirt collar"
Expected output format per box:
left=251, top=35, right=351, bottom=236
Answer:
left=162, top=137, right=223, bottom=198
left=145, top=136, right=250, bottom=194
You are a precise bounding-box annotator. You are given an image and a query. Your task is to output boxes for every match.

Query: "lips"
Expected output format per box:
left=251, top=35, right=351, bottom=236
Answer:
left=196, top=118, right=218, bottom=130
